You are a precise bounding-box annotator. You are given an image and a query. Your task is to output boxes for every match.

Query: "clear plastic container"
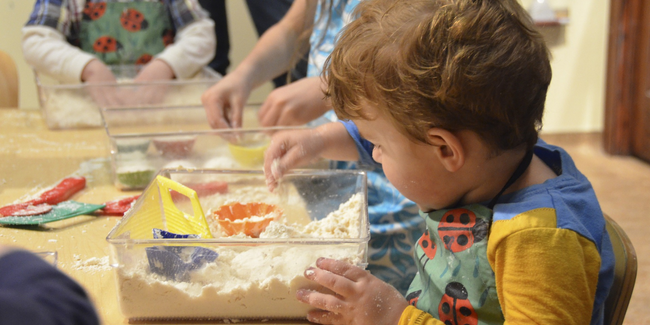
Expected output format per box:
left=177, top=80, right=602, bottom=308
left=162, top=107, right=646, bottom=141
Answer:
left=101, top=104, right=306, bottom=190
left=106, top=169, right=369, bottom=321
left=34, top=65, right=221, bottom=130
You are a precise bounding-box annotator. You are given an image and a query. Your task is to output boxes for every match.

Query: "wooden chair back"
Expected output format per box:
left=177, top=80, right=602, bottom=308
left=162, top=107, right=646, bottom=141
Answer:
left=0, top=50, right=19, bottom=108
left=603, top=214, right=637, bottom=325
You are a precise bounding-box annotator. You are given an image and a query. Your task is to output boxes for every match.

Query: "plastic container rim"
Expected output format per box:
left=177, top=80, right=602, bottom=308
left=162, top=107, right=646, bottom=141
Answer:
left=100, top=104, right=307, bottom=137
left=106, top=169, right=370, bottom=245
left=34, top=66, right=221, bottom=89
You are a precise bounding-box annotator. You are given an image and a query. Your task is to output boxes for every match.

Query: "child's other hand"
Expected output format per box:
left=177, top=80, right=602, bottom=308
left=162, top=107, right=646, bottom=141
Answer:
left=258, top=77, right=330, bottom=127
left=263, top=128, right=325, bottom=191
left=133, top=59, right=175, bottom=82
left=124, top=60, right=175, bottom=106
left=201, top=70, right=252, bottom=129
left=81, top=59, right=117, bottom=84
left=81, top=59, right=123, bottom=107
left=297, top=258, right=408, bottom=325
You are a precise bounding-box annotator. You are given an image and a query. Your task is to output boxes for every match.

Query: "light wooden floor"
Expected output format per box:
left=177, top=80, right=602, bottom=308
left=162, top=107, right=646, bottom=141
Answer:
left=540, top=133, right=650, bottom=325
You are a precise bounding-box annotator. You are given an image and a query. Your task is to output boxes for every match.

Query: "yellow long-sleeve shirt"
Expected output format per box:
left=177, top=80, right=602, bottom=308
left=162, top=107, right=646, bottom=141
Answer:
left=399, top=208, right=603, bottom=325
left=397, top=141, right=615, bottom=325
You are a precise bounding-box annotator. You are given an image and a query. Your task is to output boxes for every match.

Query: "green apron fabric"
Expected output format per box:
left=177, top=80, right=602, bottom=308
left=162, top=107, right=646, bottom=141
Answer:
left=79, top=1, right=175, bottom=65
left=404, top=150, right=534, bottom=324
left=405, top=205, right=505, bottom=325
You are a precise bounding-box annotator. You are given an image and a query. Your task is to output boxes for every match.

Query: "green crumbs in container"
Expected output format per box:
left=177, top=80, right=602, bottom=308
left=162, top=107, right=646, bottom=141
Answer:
left=117, top=166, right=156, bottom=189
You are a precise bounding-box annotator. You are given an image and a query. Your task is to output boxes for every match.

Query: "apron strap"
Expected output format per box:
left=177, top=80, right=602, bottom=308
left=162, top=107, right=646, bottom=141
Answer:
left=487, top=149, right=534, bottom=210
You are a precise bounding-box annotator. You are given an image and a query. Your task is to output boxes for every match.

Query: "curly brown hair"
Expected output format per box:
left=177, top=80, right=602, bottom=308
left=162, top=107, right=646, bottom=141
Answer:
left=325, top=0, right=552, bottom=152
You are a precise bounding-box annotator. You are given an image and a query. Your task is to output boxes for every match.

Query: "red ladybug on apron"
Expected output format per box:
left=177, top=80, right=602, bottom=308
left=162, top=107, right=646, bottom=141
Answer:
left=93, top=36, right=121, bottom=53
left=417, top=228, right=437, bottom=268
left=135, top=53, right=153, bottom=65
left=406, top=290, right=422, bottom=307
left=82, top=2, right=106, bottom=21
left=120, top=8, right=148, bottom=32
left=438, top=208, right=488, bottom=253
left=438, top=282, right=478, bottom=325
left=162, top=29, right=175, bottom=47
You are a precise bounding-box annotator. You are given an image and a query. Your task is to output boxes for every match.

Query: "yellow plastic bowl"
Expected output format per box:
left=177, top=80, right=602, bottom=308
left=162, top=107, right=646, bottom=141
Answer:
left=227, top=135, right=269, bottom=167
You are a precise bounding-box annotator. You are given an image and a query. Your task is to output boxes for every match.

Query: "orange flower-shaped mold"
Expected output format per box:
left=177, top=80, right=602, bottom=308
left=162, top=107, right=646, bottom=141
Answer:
left=212, top=202, right=282, bottom=238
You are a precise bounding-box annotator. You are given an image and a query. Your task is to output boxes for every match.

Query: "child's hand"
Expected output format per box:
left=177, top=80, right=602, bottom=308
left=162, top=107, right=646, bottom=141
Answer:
left=258, top=77, right=330, bottom=127
left=81, top=59, right=123, bottom=107
left=81, top=59, right=117, bottom=84
left=263, top=128, right=326, bottom=191
left=128, top=60, right=174, bottom=106
left=201, top=71, right=253, bottom=129
left=297, top=258, right=409, bottom=325
left=133, top=59, right=175, bottom=82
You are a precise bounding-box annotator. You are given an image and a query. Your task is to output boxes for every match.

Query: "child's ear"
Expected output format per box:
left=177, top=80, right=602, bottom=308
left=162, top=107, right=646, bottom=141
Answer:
left=426, top=128, right=465, bottom=172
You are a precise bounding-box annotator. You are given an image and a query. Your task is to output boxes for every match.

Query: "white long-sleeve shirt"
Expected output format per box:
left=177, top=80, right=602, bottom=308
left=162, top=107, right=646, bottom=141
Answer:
left=22, top=0, right=216, bottom=83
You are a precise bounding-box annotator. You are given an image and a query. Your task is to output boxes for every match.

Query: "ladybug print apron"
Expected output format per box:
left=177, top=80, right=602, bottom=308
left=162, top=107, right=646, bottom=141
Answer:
left=405, top=151, right=534, bottom=325
left=79, top=1, right=175, bottom=65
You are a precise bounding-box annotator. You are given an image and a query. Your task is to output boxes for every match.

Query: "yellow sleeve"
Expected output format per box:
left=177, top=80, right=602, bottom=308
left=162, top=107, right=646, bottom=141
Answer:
left=398, top=305, right=445, bottom=325
left=488, top=208, right=601, bottom=324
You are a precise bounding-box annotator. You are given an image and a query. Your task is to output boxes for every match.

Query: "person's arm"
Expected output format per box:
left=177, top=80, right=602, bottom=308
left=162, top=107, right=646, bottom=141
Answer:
left=0, top=248, right=99, bottom=325
left=263, top=122, right=359, bottom=191
left=22, top=25, right=97, bottom=84
left=202, top=0, right=317, bottom=129
left=488, top=212, right=601, bottom=324
left=233, top=0, right=315, bottom=89
left=338, top=120, right=381, bottom=168
left=149, top=17, right=216, bottom=80
left=22, top=0, right=97, bottom=83
left=257, top=76, right=332, bottom=127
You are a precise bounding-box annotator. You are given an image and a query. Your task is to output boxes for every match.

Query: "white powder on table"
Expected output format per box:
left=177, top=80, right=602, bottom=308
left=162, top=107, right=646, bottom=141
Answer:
left=115, top=193, right=365, bottom=320
left=72, top=255, right=111, bottom=272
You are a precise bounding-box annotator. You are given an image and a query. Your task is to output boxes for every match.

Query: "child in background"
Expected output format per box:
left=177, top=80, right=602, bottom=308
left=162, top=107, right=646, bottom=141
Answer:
left=203, top=0, right=424, bottom=295
left=264, top=0, right=615, bottom=324
left=0, top=245, right=99, bottom=325
left=22, top=0, right=216, bottom=105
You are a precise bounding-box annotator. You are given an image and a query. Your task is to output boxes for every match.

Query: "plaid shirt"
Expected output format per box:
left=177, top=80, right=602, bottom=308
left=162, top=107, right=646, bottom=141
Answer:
left=26, top=0, right=208, bottom=38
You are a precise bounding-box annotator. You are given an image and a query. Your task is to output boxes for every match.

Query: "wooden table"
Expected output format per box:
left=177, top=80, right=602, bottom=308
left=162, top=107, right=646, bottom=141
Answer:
left=0, top=109, right=310, bottom=325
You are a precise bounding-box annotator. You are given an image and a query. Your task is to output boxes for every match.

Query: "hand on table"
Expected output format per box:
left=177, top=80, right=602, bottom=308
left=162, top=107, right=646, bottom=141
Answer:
left=81, top=59, right=123, bottom=107
left=133, top=59, right=175, bottom=82
left=258, top=77, right=331, bottom=127
left=297, top=258, right=408, bottom=325
left=263, top=128, right=326, bottom=191
left=201, top=70, right=253, bottom=129
left=127, top=59, right=175, bottom=106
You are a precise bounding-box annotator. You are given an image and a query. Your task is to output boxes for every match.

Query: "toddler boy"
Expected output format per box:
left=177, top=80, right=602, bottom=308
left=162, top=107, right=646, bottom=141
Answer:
left=264, top=0, right=615, bottom=324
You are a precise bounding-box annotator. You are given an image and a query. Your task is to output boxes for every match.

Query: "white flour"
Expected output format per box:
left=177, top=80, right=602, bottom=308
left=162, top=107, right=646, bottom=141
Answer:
left=115, top=194, right=365, bottom=320
left=202, top=156, right=239, bottom=169
left=41, top=81, right=211, bottom=129
left=72, top=255, right=111, bottom=272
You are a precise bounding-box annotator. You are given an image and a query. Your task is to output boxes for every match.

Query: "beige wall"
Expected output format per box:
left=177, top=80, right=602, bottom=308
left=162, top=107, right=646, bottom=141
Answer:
left=1, top=0, right=610, bottom=133
left=521, top=0, right=611, bottom=133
